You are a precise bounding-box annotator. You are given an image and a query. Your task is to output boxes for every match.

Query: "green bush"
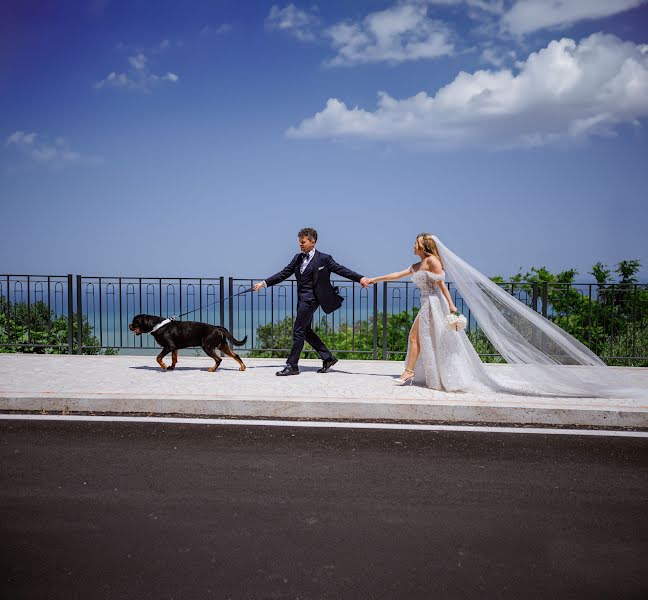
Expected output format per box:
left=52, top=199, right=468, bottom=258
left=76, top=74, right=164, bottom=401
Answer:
left=0, top=297, right=115, bottom=355
left=249, top=308, right=420, bottom=360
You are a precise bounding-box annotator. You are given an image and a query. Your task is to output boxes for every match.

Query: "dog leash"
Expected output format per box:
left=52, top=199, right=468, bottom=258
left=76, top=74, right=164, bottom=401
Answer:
left=169, top=287, right=254, bottom=321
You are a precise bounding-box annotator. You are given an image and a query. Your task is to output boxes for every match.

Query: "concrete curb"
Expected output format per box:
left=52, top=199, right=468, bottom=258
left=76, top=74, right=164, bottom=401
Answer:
left=2, top=395, right=647, bottom=429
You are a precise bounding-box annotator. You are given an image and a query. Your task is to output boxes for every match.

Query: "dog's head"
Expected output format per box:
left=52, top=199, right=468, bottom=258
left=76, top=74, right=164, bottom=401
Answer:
left=129, top=314, right=160, bottom=336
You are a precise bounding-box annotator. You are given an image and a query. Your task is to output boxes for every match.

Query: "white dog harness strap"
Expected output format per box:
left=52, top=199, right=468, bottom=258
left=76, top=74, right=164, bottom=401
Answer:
left=150, top=319, right=172, bottom=334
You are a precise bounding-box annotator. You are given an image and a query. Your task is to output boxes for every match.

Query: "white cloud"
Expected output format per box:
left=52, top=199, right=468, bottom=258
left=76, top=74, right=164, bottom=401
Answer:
left=263, top=0, right=647, bottom=68
left=480, top=45, right=517, bottom=67
left=466, top=0, right=505, bottom=14
left=154, top=38, right=183, bottom=52
left=265, top=4, right=320, bottom=42
left=95, top=71, right=129, bottom=88
left=324, top=1, right=454, bottom=66
left=128, top=52, right=147, bottom=70
left=5, top=131, right=102, bottom=168
left=287, top=33, right=648, bottom=149
left=95, top=51, right=179, bottom=92
left=115, top=39, right=178, bottom=54
left=201, top=23, right=233, bottom=36
left=428, top=0, right=504, bottom=13
left=502, top=0, right=647, bottom=36
left=6, top=131, right=37, bottom=146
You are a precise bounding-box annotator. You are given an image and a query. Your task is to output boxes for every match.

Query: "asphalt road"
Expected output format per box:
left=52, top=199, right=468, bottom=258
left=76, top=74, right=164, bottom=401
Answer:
left=1, top=419, right=647, bottom=599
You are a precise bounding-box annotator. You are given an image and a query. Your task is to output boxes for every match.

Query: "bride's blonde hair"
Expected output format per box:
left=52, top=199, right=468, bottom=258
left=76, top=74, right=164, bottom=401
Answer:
left=414, top=233, right=441, bottom=260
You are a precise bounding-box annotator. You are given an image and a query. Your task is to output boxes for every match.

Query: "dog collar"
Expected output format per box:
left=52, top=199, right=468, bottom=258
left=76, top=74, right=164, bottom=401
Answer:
left=150, top=319, right=172, bottom=334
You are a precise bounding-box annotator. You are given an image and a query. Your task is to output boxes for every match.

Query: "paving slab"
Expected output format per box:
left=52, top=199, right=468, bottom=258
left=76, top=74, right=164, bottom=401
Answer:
left=0, top=354, right=647, bottom=428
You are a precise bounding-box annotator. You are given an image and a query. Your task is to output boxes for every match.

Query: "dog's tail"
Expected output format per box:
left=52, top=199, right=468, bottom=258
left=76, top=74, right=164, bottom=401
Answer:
left=225, top=330, right=247, bottom=346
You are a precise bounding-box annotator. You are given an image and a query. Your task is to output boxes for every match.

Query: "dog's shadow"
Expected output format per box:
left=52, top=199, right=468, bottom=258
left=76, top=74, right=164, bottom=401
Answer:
left=129, top=365, right=241, bottom=372
left=129, top=364, right=290, bottom=373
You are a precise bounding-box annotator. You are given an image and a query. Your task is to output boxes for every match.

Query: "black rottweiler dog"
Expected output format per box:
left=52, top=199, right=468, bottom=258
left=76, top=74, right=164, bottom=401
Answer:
left=129, top=314, right=247, bottom=372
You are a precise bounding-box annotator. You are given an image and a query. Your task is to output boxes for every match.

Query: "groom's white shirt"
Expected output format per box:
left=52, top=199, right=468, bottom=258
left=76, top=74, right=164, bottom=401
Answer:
left=261, top=247, right=316, bottom=287
left=300, top=247, right=316, bottom=274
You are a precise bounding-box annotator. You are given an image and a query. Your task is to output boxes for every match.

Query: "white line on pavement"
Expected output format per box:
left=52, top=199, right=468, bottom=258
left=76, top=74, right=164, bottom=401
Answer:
left=1, top=413, right=647, bottom=437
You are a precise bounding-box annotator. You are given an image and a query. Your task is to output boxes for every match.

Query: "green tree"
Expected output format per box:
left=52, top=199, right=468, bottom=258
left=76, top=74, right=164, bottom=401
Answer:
left=492, top=260, right=647, bottom=366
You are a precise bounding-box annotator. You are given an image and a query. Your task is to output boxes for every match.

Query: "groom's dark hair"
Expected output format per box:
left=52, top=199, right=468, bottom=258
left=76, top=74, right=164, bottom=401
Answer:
left=298, top=227, right=318, bottom=242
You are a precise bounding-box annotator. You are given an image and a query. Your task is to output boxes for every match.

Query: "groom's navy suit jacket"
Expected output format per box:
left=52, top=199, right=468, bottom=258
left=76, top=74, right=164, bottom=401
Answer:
left=265, top=250, right=364, bottom=314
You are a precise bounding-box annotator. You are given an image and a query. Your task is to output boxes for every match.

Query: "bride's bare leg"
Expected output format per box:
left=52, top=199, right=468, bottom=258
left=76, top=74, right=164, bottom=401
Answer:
left=401, top=316, right=420, bottom=379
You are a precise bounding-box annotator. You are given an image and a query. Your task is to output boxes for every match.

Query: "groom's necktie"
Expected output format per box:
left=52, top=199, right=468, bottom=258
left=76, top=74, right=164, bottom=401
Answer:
left=300, top=252, right=311, bottom=274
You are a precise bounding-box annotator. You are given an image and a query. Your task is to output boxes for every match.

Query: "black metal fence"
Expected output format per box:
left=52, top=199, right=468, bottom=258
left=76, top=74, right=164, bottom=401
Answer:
left=75, top=276, right=226, bottom=352
left=1, top=274, right=646, bottom=365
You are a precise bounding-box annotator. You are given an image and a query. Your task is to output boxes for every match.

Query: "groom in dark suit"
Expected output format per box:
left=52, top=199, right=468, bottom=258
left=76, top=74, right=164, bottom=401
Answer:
left=253, top=227, right=369, bottom=376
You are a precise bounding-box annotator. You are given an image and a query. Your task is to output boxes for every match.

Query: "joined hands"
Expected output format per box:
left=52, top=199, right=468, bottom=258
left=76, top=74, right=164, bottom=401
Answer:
left=254, top=278, right=373, bottom=292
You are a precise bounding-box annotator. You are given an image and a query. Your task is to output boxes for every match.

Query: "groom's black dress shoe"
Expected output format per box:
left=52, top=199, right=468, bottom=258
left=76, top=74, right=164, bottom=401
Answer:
left=276, top=365, right=299, bottom=376
left=317, top=357, right=338, bottom=373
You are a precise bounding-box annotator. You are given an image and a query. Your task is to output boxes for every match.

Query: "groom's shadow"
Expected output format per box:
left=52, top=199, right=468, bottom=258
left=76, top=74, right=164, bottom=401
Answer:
left=333, top=369, right=402, bottom=378
left=235, top=361, right=398, bottom=377
left=298, top=366, right=398, bottom=378
left=128, top=363, right=398, bottom=378
left=244, top=363, right=399, bottom=378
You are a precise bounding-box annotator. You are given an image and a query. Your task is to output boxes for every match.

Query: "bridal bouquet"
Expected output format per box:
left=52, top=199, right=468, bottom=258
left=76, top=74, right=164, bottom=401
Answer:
left=445, top=311, right=467, bottom=331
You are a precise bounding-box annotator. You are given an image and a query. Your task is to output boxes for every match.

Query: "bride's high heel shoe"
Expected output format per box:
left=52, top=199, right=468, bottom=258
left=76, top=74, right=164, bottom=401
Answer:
left=393, top=369, right=415, bottom=386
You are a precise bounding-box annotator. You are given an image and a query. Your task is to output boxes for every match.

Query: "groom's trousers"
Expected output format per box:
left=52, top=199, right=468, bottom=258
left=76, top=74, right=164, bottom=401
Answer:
left=287, top=300, right=333, bottom=367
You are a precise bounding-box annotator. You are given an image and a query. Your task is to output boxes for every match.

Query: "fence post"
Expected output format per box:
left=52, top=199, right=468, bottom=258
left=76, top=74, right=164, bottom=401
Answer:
left=26, top=275, right=31, bottom=344
left=541, top=282, right=548, bottom=318
left=219, top=276, right=225, bottom=327
left=228, top=277, right=234, bottom=334
left=382, top=282, right=388, bottom=360
left=372, top=283, right=378, bottom=360
left=531, top=282, right=538, bottom=313
left=5, top=275, right=9, bottom=348
left=67, top=274, right=74, bottom=354
left=76, top=275, right=83, bottom=354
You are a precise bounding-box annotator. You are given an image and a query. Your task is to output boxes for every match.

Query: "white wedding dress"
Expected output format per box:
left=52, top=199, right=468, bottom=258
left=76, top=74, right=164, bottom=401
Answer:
left=403, top=237, right=645, bottom=400
left=407, top=269, right=504, bottom=393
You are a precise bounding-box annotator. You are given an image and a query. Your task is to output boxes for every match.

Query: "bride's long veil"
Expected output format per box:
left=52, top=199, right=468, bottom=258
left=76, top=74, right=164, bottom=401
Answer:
left=431, top=236, right=645, bottom=399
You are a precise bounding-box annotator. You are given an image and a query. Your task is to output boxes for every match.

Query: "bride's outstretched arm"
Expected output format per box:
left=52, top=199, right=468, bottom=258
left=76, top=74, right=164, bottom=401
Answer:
left=437, top=281, right=458, bottom=313
left=366, top=268, right=412, bottom=284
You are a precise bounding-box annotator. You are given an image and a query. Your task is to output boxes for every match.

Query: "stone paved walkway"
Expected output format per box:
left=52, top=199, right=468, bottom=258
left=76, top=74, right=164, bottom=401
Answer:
left=1, top=354, right=647, bottom=427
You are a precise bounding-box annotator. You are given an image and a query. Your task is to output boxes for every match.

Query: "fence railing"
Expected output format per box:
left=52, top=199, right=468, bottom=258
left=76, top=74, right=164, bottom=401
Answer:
left=75, top=276, right=226, bottom=352
left=1, top=274, right=646, bottom=365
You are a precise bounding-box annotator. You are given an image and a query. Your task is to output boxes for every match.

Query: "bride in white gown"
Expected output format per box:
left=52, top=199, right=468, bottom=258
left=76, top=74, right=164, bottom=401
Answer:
left=367, top=233, right=645, bottom=399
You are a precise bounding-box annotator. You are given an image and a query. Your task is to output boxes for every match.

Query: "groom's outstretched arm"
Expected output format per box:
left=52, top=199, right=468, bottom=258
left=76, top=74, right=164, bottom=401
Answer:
left=326, top=255, right=366, bottom=285
left=263, top=254, right=300, bottom=287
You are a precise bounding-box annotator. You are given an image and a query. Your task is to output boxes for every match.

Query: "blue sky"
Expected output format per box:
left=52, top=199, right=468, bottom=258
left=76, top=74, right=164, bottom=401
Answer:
left=2, top=0, right=647, bottom=281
